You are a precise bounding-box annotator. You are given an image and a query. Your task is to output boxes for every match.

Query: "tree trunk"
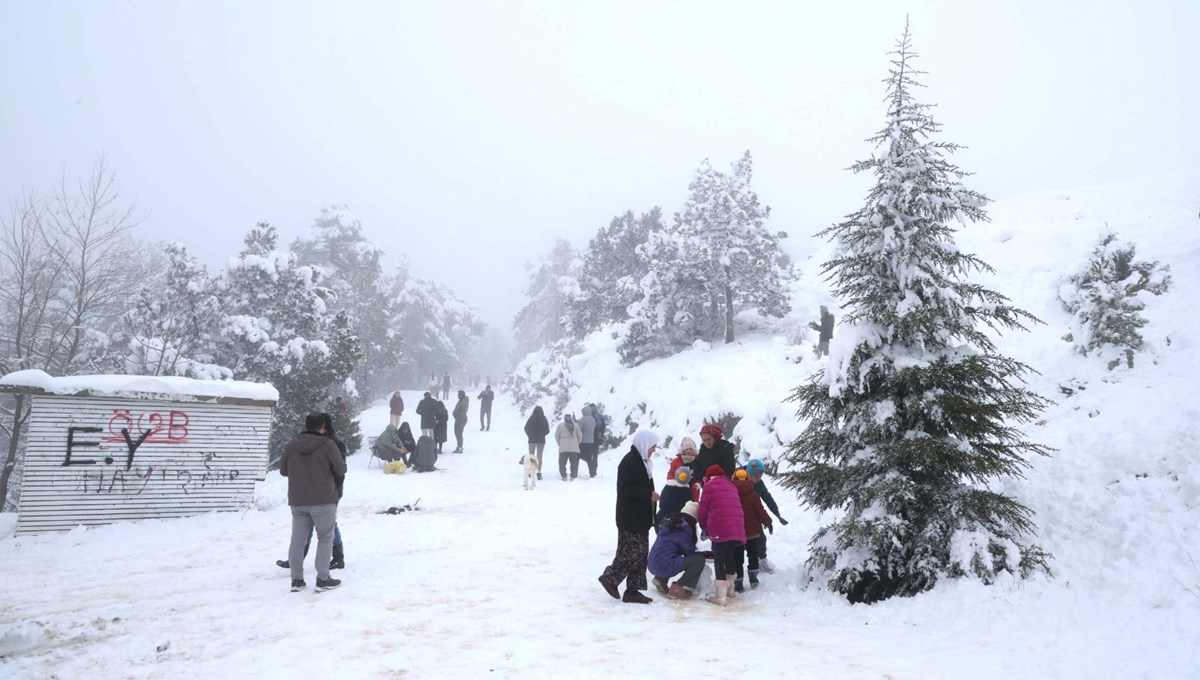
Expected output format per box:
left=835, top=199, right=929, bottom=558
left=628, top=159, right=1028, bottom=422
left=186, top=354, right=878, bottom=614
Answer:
left=723, top=270, right=735, bottom=344
left=0, top=394, right=27, bottom=512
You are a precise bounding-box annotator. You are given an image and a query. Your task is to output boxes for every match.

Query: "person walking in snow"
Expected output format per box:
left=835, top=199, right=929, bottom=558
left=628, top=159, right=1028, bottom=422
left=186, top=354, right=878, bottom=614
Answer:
left=523, top=405, right=551, bottom=481
left=648, top=501, right=706, bottom=600
left=389, top=391, right=405, bottom=428
left=695, top=423, right=737, bottom=482
left=578, top=405, right=597, bottom=478
left=279, top=412, right=346, bottom=592
left=441, top=372, right=451, bottom=400
left=554, top=412, right=584, bottom=481
left=598, top=429, right=660, bottom=604
left=452, top=390, right=469, bottom=453
left=731, top=468, right=773, bottom=592
left=478, top=384, right=495, bottom=431
left=416, top=391, right=438, bottom=438
left=697, top=464, right=745, bottom=606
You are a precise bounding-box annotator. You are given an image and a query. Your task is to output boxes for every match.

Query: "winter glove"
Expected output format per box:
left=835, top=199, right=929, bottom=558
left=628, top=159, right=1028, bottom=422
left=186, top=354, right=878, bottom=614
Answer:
left=779, top=517, right=789, bottom=526
left=767, top=524, right=774, bottom=535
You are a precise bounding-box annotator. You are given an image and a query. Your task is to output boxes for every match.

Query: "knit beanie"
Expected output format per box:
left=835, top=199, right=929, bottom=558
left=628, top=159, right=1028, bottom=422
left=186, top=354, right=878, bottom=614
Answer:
left=678, top=437, right=698, bottom=461
left=734, top=469, right=749, bottom=480
left=704, top=464, right=726, bottom=481
left=680, top=500, right=699, bottom=519
left=700, top=423, right=723, bottom=440
left=746, top=458, right=766, bottom=477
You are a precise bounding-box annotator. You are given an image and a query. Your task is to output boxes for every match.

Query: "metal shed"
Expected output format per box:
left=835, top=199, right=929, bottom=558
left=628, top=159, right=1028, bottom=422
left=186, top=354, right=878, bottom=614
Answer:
left=0, top=370, right=277, bottom=535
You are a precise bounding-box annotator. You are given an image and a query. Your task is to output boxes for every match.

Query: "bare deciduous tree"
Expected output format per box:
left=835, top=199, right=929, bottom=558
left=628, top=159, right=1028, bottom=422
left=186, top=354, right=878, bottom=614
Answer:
left=0, top=155, right=144, bottom=510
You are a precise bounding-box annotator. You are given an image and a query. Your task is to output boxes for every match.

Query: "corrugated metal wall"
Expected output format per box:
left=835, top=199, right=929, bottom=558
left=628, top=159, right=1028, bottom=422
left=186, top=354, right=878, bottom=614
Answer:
left=16, top=395, right=273, bottom=535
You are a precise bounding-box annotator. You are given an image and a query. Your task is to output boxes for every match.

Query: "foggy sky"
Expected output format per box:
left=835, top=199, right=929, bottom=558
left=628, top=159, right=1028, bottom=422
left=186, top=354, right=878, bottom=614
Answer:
left=2, top=0, right=1197, bottom=332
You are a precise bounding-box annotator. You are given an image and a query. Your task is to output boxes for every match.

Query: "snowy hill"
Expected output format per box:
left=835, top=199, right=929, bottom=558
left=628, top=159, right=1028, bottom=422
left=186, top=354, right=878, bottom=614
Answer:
left=2, top=176, right=1199, bottom=678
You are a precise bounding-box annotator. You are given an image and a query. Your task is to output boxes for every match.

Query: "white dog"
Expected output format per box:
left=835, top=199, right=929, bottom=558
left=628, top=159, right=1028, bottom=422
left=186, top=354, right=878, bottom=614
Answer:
left=521, top=452, right=540, bottom=490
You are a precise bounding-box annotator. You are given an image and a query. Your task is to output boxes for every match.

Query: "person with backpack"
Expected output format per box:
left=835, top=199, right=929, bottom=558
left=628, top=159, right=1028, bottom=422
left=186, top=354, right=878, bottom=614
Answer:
left=589, top=403, right=607, bottom=452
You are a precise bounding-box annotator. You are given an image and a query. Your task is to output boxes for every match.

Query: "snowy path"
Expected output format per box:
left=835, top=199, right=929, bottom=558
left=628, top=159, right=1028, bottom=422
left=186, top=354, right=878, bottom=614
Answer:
left=2, top=389, right=1197, bottom=678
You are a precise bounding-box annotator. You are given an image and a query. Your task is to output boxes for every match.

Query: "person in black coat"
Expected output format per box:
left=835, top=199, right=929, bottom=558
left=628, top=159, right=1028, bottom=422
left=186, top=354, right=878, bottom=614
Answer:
left=598, top=429, right=660, bottom=604
left=695, top=423, right=737, bottom=482
left=416, top=392, right=438, bottom=438
left=397, top=421, right=418, bottom=457
left=433, top=400, right=449, bottom=454
left=523, top=405, right=551, bottom=480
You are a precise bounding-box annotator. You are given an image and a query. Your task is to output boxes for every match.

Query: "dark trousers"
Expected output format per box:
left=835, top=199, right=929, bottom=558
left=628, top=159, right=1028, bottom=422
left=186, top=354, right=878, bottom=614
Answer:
left=711, top=540, right=741, bottom=581
left=674, top=552, right=708, bottom=589
left=734, top=536, right=762, bottom=578
left=579, top=442, right=598, bottom=477
left=559, top=450, right=580, bottom=479
left=600, top=529, right=649, bottom=591
left=453, top=418, right=466, bottom=450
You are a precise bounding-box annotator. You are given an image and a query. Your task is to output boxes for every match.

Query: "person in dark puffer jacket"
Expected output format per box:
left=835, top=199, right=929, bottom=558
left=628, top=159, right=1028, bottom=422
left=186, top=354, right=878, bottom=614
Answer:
left=694, top=423, right=737, bottom=482
left=648, top=501, right=705, bottom=600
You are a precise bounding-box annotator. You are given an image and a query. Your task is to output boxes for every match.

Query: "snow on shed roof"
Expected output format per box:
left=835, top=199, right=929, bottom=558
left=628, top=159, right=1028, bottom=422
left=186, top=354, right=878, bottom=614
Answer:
left=0, top=370, right=278, bottom=405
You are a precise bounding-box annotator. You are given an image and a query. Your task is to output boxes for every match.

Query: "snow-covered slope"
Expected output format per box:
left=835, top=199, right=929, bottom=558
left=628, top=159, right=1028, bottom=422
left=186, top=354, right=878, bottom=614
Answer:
left=2, top=175, right=1198, bottom=679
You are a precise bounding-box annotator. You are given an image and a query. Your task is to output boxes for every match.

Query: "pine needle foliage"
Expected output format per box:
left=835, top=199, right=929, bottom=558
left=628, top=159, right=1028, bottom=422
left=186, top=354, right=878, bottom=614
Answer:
left=779, top=21, right=1053, bottom=604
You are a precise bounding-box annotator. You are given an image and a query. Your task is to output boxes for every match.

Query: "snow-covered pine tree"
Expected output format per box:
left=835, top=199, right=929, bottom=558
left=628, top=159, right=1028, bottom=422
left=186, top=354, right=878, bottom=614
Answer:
left=114, top=243, right=231, bottom=379
left=779, top=23, right=1052, bottom=604
left=565, top=208, right=660, bottom=338
left=215, top=223, right=362, bottom=461
left=392, top=274, right=486, bottom=388
left=1059, top=231, right=1171, bottom=365
left=511, top=239, right=578, bottom=360
left=674, top=151, right=795, bottom=344
left=292, top=205, right=404, bottom=401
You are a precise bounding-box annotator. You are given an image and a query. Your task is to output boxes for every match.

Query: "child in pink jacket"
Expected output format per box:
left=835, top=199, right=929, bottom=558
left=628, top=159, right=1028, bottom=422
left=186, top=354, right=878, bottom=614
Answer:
left=696, top=464, right=745, bottom=605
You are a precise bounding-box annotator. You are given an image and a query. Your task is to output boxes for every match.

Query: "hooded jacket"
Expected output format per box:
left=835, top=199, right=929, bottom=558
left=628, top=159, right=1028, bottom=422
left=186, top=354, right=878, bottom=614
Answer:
left=648, top=514, right=699, bottom=578
left=524, top=407, right=550, bottom=444
left=389, top=393, right=405, bottom=416
left=453, top=394, right=469, bottom=421
left=578, top=406, right=596, bottom=445
left=279, top=431, right=346, bottom=506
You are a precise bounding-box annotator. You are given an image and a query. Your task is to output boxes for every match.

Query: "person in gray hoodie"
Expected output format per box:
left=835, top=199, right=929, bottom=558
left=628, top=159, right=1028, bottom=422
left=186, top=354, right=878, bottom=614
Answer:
left=279, top=413, right=348, bottom=593
left=554, top=412, right=583, bottom=481
left=578, top=405, right=597, bottom=478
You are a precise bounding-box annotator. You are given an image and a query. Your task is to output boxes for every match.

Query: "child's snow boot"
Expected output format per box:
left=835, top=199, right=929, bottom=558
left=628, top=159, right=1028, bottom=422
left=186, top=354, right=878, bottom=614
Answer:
left=734, top=577, right=745, bottom=593
left=330, top=543, right=345, bottom=570
left=749, top=569, right=759, bottom=588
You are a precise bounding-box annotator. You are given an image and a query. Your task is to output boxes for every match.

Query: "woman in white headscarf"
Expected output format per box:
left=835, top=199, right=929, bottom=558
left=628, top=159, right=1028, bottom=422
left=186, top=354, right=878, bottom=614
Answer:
left=597, top=429, right=660, bottom=604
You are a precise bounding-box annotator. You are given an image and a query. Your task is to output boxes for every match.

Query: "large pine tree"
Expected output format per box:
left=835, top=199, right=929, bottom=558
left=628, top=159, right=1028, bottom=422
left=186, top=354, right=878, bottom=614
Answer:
left=779, top=23, right=1052, bottom=604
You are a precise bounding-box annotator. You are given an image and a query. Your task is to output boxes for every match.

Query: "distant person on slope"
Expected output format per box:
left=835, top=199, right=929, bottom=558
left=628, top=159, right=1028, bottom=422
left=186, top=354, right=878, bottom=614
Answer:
left=478, top=385, right=495, bottom=431
left=388, top=391, right=405, bottom=427
left=416, top=391, right=438, bottom=438
left=523, top=405, right=551, bottom=481
left=434, top=399, right=449, bottom=455
left=452, top=390, right=469, bottom=453
left=554, top=412, right=583, bottom=481
left=578, top=405, right=597, bottom=478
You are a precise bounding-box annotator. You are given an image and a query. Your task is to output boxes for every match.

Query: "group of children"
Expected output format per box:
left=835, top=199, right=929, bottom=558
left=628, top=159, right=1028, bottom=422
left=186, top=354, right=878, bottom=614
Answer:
left=647, top=435, right=788, bottom=605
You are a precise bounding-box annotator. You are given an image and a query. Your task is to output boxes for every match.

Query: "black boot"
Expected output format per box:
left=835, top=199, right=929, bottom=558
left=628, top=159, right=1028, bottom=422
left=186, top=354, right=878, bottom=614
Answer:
left=330, top=543, right=345, bottom=570
left=277, top=543, right=311, bottom=569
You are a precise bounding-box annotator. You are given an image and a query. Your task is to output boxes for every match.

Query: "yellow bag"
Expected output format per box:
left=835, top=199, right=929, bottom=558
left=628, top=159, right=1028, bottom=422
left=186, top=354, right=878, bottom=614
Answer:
left=383, top=460, right=407, bottom=475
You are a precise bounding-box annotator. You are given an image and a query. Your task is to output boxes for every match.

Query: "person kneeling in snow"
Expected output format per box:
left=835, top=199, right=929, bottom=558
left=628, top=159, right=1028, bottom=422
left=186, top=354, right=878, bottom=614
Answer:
left=648, top=501, right=706, bottom=600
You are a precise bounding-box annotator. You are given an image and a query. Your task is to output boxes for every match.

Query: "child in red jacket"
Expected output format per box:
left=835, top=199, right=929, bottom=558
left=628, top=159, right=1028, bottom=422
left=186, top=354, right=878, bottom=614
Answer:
left=732, top=468, right=773, bottom=592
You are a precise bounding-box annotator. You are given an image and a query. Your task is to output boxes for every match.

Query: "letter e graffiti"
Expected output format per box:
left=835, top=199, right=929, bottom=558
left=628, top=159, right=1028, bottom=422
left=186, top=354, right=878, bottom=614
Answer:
left=64, top=426, right=103, bottom=465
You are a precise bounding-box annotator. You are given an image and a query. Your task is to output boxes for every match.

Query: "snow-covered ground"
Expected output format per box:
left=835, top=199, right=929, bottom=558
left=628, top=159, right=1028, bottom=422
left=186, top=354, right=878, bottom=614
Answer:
left=3, top=175, right=1200, bottom=678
